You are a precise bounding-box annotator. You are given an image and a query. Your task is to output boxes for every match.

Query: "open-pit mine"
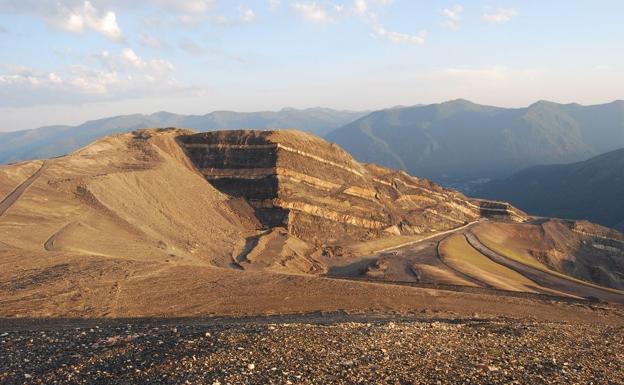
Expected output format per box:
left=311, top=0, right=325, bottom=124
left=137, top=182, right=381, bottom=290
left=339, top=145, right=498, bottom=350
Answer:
left=1, top=128, right=623, bottom=385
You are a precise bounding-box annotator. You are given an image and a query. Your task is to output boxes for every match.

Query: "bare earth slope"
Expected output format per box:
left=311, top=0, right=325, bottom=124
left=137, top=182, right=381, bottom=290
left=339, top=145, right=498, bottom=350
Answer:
left=1, top=128, right=623, bottom=321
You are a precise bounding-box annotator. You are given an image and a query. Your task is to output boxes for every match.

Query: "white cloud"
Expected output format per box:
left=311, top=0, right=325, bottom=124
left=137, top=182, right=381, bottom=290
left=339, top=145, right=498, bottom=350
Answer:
left=0, top=65, right=118, bottom=101
left=0, top=1, right=122, bottom=41
left=292, top=2, right=334, bottom=23
left=354, top=0, right=393, bottom=16
left=292, top=1, right=423, bottom=46
left=0, top=67, right=55, bottom=87
left=120, top=48, right=146, bottom=69
left=269, top=0, right=280, bottom=10
left=0, top=1, right=224, bottom=33
left=0, top=62, right=184, bottom=108
left=354, top=0, right=368, bottom=15
left=353, top=1, right=423, bottom=46
left=371, top=24, right=426, bottom=45
left=442, top=5, right=463, bottom=29
left=482, top=7, right=518, bottom=24
left=98, top=48, right=175, bottom=74
left=67, top=66, right=120, bottom=94
left=211, top=5, right=258, bottom=26
left=62, top=1, right=122, bottom=40
left=239, top=6, right=256, bottom=23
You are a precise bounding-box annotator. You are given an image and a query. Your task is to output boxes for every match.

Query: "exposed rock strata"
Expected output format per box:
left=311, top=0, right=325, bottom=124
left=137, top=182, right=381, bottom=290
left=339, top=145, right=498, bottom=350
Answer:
left=178, top=130, right=526, bottom=244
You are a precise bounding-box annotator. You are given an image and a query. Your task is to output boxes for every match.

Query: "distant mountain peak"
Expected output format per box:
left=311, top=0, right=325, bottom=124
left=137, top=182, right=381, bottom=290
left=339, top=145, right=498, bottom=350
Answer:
left=528, top=100, right=560, bottom=108
left=438, top=98, right=478, bottom=107
left=150, top=111, right=177, bottom=118
left=448, top=98, right=475, bottom=104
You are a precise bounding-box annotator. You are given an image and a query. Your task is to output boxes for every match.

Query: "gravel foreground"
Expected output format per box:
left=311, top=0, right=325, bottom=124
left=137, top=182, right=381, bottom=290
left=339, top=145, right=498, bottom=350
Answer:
left=1, top=317, right=623, bottom=385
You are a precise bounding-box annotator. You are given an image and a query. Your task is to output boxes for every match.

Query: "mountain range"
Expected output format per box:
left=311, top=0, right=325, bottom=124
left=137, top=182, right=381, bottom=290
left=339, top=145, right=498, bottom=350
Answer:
left=327, top=99, right=624, bottom=186
left=478, top=148, right=624, bottom=231
left=0, top=107, right=367, bottom=164
left=4, top=100, right=624, bottom=187
left=2, top=99, right=624, bottom=230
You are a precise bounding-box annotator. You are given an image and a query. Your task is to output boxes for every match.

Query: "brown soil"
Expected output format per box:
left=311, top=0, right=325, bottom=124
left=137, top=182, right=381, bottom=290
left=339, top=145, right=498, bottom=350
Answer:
left=0, top=128, right=623, bottom=322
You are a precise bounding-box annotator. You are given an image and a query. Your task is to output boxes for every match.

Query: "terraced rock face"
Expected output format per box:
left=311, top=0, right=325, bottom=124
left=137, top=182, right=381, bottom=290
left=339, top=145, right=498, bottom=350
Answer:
left=178, top=130, right=525, bottom=245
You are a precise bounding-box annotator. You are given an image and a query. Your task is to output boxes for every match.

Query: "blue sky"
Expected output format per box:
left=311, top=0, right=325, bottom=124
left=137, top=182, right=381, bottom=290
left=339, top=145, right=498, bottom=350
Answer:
left=0, top=0, right=623, bottom=131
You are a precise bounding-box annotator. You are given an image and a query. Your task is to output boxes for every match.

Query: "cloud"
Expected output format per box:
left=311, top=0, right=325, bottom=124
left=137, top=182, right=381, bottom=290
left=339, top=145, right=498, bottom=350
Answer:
left=292, top=2, right=334, bottom=23
left=0, top=1, right=122, bottom=41
left=354, top=0, right=368, bottom=15
left=60, top=1, right=122, bottom=40
left=354, top=1, right=424, bottom=46
left=0, top=65, right=117, bottom=104
left=482, top=8, right=518, bottom=24
left=371, top=23, right=426, bottom=45
left=239, top=6, right=256, bottom=23
left=442, top=5, right=463, bottom=29
left=354, top=0, right=393, bottom=16
left=0, top=60, right=184, bottom=108
left=291, top=1, right=423, bottom=46
left=206, top=4, right=257, bottom=27
left=0, top=1, right=223, bottom=34
left=98, top=48, right=175, bottom=74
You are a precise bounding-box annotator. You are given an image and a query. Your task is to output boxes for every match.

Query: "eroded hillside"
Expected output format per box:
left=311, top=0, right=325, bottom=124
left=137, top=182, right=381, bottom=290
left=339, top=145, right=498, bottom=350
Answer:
left=178, top=130, right=522, bottom=245
left=0, top=128, right=623, bottom=318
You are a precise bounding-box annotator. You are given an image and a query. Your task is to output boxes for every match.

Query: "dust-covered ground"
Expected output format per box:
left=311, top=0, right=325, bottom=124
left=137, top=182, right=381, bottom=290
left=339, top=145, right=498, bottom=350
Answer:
left=1, top=314, right=623, bottom=385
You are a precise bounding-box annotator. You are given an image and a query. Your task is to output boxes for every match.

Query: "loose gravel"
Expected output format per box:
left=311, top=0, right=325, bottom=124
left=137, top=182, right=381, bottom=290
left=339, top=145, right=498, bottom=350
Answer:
left=1, top=318, right=623, bottom=385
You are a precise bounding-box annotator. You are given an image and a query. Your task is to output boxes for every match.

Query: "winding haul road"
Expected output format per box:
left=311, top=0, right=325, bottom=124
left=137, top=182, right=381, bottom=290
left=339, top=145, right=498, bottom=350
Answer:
left=0, top=162, right=47, bottom=218
left=376, top=220, right=481, bottom=253
left=465, top=231, right=624, bottom=304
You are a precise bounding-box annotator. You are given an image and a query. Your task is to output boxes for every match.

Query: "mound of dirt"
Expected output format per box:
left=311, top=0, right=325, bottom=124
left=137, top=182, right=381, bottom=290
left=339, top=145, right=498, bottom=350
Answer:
left=0, top=128, right=254, bottom=266
left=473, top=220, right=624, bottom=290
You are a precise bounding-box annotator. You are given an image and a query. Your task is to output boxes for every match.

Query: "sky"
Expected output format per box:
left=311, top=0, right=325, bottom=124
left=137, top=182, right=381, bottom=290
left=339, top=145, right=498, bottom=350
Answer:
left=0, top=0, right=623, bottom=131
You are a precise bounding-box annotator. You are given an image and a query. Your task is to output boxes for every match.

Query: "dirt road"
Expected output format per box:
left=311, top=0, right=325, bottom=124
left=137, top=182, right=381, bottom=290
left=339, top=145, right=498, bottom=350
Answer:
left=0, top=162, right=47, bottom=217
left=465, top=231, right=624, bottom=303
